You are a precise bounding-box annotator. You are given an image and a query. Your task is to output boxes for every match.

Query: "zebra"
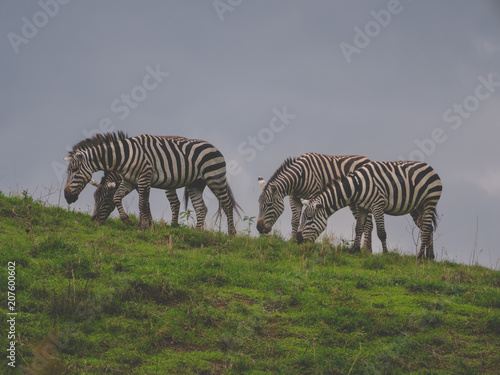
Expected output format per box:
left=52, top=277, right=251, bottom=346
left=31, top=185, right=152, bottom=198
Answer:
left=88, top=135, right=201, bottom=225
left=89, top=171, right=125, bottom=224
left=89, top=171, right=203, bottom=226
left=257, top=153, right=374, bottom=249
left=64, top=132, right=240, bottom=233
left=296, top=161, right=442, bottom=259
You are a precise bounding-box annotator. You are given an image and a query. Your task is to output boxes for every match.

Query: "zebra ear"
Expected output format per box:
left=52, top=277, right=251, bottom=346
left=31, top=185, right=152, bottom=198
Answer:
left=107, top=182, right=117, bottom=189
left=258, top=176, right=266, bottom=189
left=89, top=180, right=100, bottom=187
left=300, top=198, right=310, bottom=206
left=63, top=156, right=72, bottom=162
left=74, top=152, right=84, bottom=161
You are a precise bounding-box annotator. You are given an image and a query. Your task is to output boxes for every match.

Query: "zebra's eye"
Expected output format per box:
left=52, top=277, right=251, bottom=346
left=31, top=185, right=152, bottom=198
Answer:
left=70, top=161, right=79, bottom=170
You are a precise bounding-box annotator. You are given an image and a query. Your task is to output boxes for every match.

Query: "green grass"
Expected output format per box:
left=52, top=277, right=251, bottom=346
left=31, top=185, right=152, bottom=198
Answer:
left=0, top=191, right=498, bottom=374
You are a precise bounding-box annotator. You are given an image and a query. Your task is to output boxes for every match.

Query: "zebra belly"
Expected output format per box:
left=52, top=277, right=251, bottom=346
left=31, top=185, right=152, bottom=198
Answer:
left=382, top=206, right=414, bottom=216
left=356, top=197, right=415, bottom=217
left=150, top=170, right=199, bottom=190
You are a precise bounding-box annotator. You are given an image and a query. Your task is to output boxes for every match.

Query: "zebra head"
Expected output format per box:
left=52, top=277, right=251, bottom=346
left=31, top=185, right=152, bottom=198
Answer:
left=64, top=151, right=93, bottom=204
left=90, top=174, right=119, bottom=224
left=296, top=198, right=328, bottom=244
left=256, top=177, right=285, bottom=234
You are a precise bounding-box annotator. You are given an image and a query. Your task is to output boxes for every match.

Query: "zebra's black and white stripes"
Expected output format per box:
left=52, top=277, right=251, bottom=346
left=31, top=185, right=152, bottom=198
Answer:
left=89, top=171, right=194, bottom=226
left=64, top=132, right=240, bottom=233
left=89, top=171, right=122, bottom=224
left=296, top=161, right=442, bottom=259
left=257, top=153, right=374, bottom=247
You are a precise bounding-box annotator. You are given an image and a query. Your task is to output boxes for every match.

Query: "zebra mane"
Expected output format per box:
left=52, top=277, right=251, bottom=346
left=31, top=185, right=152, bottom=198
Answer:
left=266, top=157, right=297, bottom=186
left=69, top=131, right=128, bottom=156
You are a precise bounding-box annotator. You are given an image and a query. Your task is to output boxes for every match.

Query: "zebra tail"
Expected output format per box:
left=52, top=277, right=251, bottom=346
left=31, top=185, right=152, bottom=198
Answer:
left=229, top=183, right=243, bottom=218
left=183, top=188, right=189, bottom=212
left=215, top=182, right=243, bottom=223
left=432, top=210, right=439, bottom=232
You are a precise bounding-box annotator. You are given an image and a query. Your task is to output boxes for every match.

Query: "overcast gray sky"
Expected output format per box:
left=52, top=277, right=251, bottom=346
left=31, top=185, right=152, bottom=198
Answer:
left=1, top=1, right=499, bottom=268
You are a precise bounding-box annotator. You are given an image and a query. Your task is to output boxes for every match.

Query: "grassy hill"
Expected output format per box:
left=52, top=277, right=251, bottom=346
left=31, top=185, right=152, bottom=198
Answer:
left=0, top=191, right=498, bottom=374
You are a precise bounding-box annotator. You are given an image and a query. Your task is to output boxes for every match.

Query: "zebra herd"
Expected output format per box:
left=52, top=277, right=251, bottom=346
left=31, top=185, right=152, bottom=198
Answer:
left=64, top=132, right=442, bottom=259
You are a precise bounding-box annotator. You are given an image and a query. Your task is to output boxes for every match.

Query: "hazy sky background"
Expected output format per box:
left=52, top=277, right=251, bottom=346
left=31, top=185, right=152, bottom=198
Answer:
left=1, top=1, right=499, bottom=268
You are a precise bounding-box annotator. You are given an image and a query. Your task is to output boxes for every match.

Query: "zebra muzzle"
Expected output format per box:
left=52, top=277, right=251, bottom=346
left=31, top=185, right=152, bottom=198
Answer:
left=91, top=214, right=104, bottom=224
left=296, top=231, right=304, bottom=244
left=256, top=219, right=270, bottom=234
left=64, top=187, right=79, bottom=204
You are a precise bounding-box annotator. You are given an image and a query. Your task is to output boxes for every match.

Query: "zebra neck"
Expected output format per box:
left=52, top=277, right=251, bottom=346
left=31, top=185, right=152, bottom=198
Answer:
left=104, top=139, right=132, bottom=173
left=88, top=140, right=127, bottom=174
left=271, top=176, right=296, bottom=197
left=85, top=149, right=107, bottom=173
left=275, top=167, right=308, bottom=196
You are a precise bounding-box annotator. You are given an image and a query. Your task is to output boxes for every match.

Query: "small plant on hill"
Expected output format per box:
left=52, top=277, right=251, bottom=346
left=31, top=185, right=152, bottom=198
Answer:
left=179, top=209, right=195, bottom=227
left=242, top=215, right=255, bottom=236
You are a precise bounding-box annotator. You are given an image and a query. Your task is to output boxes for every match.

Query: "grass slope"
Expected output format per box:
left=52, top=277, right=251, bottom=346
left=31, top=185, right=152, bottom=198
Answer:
left=0, top=192, right=499, bottom=374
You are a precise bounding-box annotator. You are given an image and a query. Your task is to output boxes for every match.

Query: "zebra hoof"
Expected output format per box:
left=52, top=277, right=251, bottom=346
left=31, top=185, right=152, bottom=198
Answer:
left=121, top=218, right=133, bottom=226
left=138, top=223, right=151, bottom=231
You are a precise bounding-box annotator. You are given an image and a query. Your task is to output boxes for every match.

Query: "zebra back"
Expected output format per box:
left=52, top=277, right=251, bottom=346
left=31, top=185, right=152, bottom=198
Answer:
left=355, top=161, right=442, bottom=217
left=264, top=153, right=370, bottom=197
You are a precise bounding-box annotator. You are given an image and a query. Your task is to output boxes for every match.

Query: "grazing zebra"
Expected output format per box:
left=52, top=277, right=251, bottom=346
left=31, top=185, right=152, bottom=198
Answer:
left=297, top=161, right=442, bottom=259
left=64, top=132, right=240, bottom=233
left=257, top=153, right=374, bottom=248
left=89, top=171, right=202, bottom=225
left=88, top=135, right=200, bottom=225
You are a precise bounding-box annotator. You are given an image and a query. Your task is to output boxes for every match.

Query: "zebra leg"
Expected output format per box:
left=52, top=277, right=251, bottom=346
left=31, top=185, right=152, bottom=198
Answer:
left=113, top=181, right=136, bottom=225
left=349, top=205, right=373, bottom=252
left=289, top=196, right=303, bottom=240
left=372, top=203, right=388, bottom=253
left=426, top=223, right=435, bottom=260
left=221, top=184, right=237, bottom=235
left=165, top=190, right=181, bottom=225
left=426, top=228, right=435, bottom=260
left=417, top=206, right=436, bottom=260
left=137, top=173, right=153, bottom=230
left=352, top=208, right=368, bottom=252
left=185, top=181, right=208, bottom=231
left=410, top=210, right=426, bottom=259
left=205, top=177, right=237, bottom=235
left=363, top=213, right=374, bottom=253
